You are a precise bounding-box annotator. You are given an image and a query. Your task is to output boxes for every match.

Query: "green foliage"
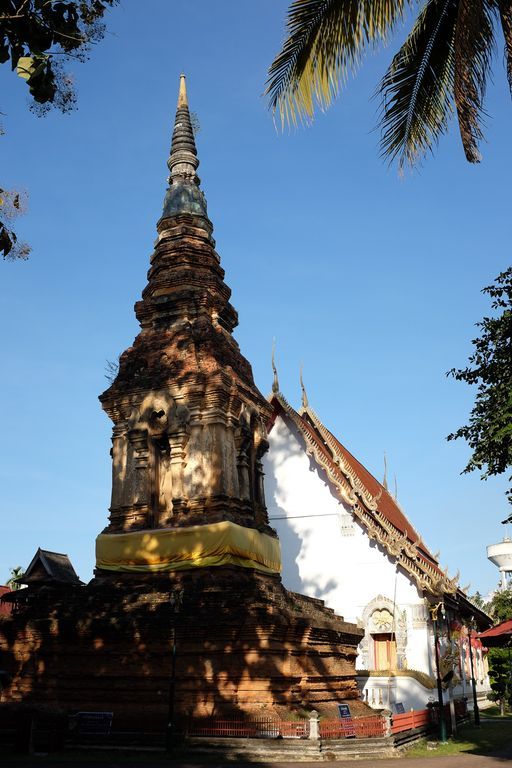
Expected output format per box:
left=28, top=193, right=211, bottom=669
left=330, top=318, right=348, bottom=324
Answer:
left=447, top=268, right=512, bottom=506
left=1, top=2, right=118, bottom=260
left=268, top=0, right=512, bottom=167
left=379, top=0, right=459, bottom=169
left=480, top=589, right=512, bottom=714
left=266, top=0, right=408, bottom=128
left=0, top=186, right=30, bottom=260
left=486, top=588, right=512, bottom=623
left=470, top=590, right=486, bottom=609
left=488, top=647, right=512, bottom=707
left=0, top=1, right=118, bottom=111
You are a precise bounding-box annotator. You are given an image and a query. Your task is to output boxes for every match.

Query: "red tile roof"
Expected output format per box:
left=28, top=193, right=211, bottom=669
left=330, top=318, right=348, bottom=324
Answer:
left=320, top=422, right=436, bottom=565
left=0, top=586, right=13, bottom=615
left=268, top=392, right=458, bottom=596
left=477, top=619, right=512, bottom=645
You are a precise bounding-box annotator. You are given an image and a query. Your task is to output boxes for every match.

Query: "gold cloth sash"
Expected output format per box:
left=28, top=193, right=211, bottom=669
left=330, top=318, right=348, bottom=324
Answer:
left=95, top=520, right=281, bottom=574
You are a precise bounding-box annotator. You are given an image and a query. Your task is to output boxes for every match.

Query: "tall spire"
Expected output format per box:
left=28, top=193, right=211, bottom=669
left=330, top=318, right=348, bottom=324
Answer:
left=382, top=452, right=388, bottom=491
left=161, top=75, right=207, bottom=220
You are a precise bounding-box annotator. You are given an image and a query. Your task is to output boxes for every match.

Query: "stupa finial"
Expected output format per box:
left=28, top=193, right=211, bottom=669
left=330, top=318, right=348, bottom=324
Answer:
left=161, top=75, right=208, bottom=221
left=167, top=73, right=199, bottom=182
left=300, top=365, right=309, bottom=411
left=178, top=73, right=188, bottom=108
left=271, top=340, right=280, bottom=394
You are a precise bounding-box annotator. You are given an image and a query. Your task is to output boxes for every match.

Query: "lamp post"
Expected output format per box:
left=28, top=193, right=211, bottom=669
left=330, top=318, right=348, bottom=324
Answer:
left=467, top=617, right=480, bottom=727
left=166, top=588, right=184, bottom=752
left=429, top=602, right=448, bottom=743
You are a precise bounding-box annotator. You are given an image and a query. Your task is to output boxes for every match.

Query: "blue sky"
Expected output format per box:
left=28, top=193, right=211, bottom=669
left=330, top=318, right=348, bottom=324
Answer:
left=1, top=0, right=510, bottom=595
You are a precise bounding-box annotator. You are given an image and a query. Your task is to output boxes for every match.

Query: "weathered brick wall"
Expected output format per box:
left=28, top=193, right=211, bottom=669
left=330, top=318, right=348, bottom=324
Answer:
left=0, top=569, right=364, bottom=729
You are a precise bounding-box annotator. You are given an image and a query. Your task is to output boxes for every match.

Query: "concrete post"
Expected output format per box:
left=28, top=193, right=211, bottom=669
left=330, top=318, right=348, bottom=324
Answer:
left=308, top=710, right=319, bottom=740
left=449, top=699, right=457, bottom=735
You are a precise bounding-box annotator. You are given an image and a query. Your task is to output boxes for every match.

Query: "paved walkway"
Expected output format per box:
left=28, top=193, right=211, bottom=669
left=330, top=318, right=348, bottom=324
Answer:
left=5, top=751, right=512, bottom=768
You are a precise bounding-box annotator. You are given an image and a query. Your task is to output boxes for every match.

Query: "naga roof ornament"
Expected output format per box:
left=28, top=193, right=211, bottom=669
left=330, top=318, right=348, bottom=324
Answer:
left=271, top=341, right=280, bottom=394
left=299, top=365, right=309, bottom=412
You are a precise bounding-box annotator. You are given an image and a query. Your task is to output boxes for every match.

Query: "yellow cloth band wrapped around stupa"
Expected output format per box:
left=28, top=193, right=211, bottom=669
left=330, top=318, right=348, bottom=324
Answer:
left=95, top=520, right=281, bottom=574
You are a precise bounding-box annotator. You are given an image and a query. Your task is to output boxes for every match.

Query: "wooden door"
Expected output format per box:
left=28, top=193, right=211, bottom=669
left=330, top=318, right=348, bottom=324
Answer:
left=373, top=633, right=397, bottom=670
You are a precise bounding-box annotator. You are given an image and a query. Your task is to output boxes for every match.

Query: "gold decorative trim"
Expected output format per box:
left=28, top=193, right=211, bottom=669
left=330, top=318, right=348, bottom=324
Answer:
left=356, top=669, right=436, bottom=690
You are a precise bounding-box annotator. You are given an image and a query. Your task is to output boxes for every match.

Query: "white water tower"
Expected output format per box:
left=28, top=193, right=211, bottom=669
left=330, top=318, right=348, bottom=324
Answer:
left=487, top=537, right=512, bottom=589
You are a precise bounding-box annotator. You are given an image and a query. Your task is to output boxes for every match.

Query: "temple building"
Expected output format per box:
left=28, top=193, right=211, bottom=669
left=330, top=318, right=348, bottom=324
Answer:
left=263, top=384, right=491, bottom=711
left=0, top=77, right=366, bottom=729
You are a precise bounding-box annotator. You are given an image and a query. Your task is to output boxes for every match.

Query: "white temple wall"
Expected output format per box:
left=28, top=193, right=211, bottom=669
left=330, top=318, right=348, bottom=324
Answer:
left=264, top=415, right=432, bottom=677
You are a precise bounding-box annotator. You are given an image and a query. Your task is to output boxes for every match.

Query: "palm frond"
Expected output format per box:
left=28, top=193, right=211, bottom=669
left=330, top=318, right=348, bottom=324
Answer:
left=497, top=0, right=512, bottom=94
left=379, top=0, right=458, bottom=169
left=454, top=0, right=496, bottom=163
left=267, top=0, right=410, bottom=127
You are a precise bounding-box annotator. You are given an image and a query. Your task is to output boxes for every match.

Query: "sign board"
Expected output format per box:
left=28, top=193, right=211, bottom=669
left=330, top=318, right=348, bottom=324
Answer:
left=337, top=704, right=351, bottom=719
left=394, top=702, right=405, bottom=714
left=74, top=711, right=113, bottom=736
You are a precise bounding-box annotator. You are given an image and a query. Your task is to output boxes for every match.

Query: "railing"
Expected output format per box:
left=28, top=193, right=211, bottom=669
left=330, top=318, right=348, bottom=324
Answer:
left=320, top=716, right=386, bottom=739
left=391, top=709, right=430, bottom=734
left=183, top=706, right=447, bottom=741
left=183, top=717, right=309, bottom=739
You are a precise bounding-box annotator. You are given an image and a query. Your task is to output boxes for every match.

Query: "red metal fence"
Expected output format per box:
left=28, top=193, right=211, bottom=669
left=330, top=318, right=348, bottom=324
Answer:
left=182, top=703, right=464, bottom=740
left=183, top=718, right=309, bottom=739
left=391, top=709, right=430, bottom=734
left=319, top=715, right=387, bottom=739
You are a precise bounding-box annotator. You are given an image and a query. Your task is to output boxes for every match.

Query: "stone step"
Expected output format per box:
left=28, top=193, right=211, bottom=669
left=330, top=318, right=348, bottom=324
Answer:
left=182, top=736, right=396, bottom=762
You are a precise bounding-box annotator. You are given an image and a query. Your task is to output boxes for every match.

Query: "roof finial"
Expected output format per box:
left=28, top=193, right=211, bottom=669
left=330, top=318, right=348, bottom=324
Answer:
left=271, top=340, right=280, bottom=394
left=300, top=364, right=309, bottom=411
left=178, top=73, right=188, bottom=108
left=383, top=452, right=388, bottom=491
left=393, top=473, right=398, bottom=500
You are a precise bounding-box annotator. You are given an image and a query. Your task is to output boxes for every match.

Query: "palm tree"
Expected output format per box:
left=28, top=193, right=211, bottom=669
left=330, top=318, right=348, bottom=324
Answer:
left=266, top=0, right=512, bottom=168
left=6, top=566, right=24, bottom=591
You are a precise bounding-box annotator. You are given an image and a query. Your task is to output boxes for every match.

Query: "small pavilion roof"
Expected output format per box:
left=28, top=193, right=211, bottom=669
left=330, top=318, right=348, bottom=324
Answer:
left=268, top=392, right=461, bottom=598
left=20, top=548, right=82, bottom=586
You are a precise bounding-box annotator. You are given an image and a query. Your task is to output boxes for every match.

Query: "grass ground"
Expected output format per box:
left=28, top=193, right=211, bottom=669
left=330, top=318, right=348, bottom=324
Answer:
left=404, top=709, right=512, bottom=758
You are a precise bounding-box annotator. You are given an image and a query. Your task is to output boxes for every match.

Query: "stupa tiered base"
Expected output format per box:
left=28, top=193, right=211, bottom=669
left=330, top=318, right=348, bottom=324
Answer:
left=1, top=569, right=363, bottom=730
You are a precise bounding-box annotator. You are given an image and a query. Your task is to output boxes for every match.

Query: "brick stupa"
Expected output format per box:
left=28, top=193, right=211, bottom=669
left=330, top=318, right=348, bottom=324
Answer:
left=0, top=77, right=363, bottom=731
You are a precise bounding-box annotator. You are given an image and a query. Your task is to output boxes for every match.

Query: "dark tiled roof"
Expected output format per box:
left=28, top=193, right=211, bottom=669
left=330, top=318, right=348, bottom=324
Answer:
left=22, top=548, right=82, bottom=585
